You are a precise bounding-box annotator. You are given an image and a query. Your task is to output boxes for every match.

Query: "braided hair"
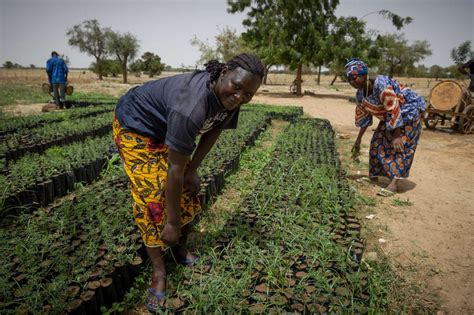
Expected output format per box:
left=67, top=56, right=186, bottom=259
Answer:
left=205, top=53, right=265, bottom=83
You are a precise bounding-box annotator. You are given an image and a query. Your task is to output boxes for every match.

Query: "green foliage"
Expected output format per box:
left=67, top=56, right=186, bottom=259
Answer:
left=140, top=52, right=165, bottom=77
left=106, top=31, right=140, bottom=83
left=89, top=59, right=121, bottom=77
left=392, top=198, right=413, bottom=207
left=450, top=41, right=473, bottom=65
left=2, top=61, right=23, bottom=69
left=0, top=84, right=48, bottom=106
left=326, top=16, right=369, bottom=80
left=376, top=10, right=413, bottom=30
left=191, top=26, right=251, bottom=67
left=429, top=65, right=448, bottom=80
left=370, top=33, right=432, bottom=77
left=228, top=0, right=339, bottom=70
left=67, top=19, right=110, bottom=80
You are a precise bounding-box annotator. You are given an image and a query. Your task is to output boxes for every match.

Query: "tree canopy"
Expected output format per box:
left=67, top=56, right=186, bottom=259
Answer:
left=191, top=26, right=250, bottom=67
left=228, top=0, right=340, bottom=95
left=129, top=52, right=165, bottom=78
left=67, top=19, right=110, bottom=80
left=106, top=31, right=139, bottom=83
left=450, top=41, right=473, bottom=65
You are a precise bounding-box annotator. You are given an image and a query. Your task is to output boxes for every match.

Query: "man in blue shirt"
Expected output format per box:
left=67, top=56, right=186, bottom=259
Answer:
left=46, top=51, right=69, bottom=108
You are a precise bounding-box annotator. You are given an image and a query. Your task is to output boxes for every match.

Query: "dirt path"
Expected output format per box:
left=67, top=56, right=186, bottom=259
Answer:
left=253, top=92, right=474, bottom=313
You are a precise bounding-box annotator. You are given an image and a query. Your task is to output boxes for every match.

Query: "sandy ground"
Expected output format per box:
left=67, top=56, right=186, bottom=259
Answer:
left=3, top=72, right=472, bottom=312
left=253, top=88, right=474, bottom=314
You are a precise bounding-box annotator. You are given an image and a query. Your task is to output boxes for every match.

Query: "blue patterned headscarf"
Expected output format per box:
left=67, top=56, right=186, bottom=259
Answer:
left=344, top=58, right=368, bottom=79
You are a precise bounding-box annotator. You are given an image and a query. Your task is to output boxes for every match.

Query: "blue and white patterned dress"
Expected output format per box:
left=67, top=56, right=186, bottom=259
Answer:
left=355, top=75, right=425, bottom=179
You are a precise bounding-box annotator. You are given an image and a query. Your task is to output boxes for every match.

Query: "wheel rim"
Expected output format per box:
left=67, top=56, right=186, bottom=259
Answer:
left=462, top=106, right=474, bottom=133
left=424, top=112, right=439, bottom=129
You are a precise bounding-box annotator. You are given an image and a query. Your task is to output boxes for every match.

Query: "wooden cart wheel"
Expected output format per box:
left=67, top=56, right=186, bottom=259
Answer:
left=423, top=111, right=439, bottom=130
left=459, top=104, right=474, bottom=134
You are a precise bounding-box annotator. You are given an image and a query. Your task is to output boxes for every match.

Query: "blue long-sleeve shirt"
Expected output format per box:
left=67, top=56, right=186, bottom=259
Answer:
left=46, top=56, right=68, bottom=84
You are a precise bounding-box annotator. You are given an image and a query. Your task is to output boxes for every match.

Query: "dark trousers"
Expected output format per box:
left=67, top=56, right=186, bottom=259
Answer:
left=52, top=83, right=66, bottom=108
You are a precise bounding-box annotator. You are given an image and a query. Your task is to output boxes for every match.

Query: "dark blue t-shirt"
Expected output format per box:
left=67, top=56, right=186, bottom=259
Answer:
left=115, top=71, right=239, bottom=155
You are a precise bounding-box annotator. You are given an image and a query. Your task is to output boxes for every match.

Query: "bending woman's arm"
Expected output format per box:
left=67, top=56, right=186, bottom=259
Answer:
left=352, top=126, right=368, bottom=160
left=184, top=128, right=223, bottom=194
left=162, top=148, right=189, bottom=246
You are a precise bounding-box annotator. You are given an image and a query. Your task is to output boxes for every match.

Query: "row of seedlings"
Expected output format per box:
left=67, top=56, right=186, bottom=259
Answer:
left=0, top=106, right=302, bottom=314
left=1, top=112, right=113, bottom=163
left=157, top=118, right=367, bottom=313
left=0, top=105, right=301, bottom=218
left=0, top=134, right=114, bottom=217
left=0, top=104, right=115, bottom=137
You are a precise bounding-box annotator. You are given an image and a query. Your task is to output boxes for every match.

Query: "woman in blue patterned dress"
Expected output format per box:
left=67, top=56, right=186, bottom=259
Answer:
left=344, top=59, right=426, bottom=196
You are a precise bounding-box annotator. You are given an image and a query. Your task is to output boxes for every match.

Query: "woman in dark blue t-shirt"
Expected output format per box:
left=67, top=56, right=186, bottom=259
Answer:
left=113, top=53, right=264, bottom=311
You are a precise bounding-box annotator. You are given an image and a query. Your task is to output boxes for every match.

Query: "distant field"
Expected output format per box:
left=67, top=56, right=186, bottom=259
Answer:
left=0, top=68, right=470, bottom=107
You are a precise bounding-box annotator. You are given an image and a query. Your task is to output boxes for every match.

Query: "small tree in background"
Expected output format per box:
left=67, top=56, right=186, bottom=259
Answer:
left=67, top=19, right=110, bottom=80
left=90, top=59, right=121, bottom=77
left=191, top=26, right=250, bottom=67
left=370, top=33, right=431, bottom=77
left=429, top=65, right=447, bottom=81
left=141, top=52, right=165, bottom=77
left=129, top=52, right=166, bottom=78
left=3, top=61, right=14, bottom=69
left=106, top=31, right=139, bottom=83
left=129, top=59, right=144, bottom=77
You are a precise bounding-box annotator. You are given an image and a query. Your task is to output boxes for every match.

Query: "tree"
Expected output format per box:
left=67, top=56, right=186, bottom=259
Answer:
left=3, top=61, right=14, bottom=69
left=67, top=19, right=110, bottom=80
left=129, top=59, right=144, bottom=77
left=191, top=26, right=250, bottom=67
left=371, top=33, right=431, bottom=77
left=106, top=31, right=139, bottom=83
left=450, top=41, right=473, bottom=65
left=325, top=16, right=369, bottom=85
left=228, top=0, right=339, bottom=95
left=140, top=52, right=165, bottom=77
left=30, top=64, right=36, bottom=68
left=429, top=65, right=447, bottom=81
left=90, top=59, right=121, bottom=77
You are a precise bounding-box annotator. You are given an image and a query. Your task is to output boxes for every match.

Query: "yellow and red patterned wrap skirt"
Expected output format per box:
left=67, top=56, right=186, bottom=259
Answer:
left=113, top=117, right=201, bottom=249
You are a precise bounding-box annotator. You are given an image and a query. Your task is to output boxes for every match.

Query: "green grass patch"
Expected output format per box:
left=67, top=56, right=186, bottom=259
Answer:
left=0, top=84, right=48, bottom=106
left=391, top=198, right=414, bottom=207
left=0, top=83, right=116, bottom=107
left=67, top=91, right=117, bottom=102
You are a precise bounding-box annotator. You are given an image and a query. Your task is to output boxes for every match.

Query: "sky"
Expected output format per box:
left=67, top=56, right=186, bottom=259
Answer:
left=0, top=0, right=473, bottom=69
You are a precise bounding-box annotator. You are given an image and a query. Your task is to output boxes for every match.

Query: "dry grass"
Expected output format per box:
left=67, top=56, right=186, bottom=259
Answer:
left=1, top=68, right=470, bottom=100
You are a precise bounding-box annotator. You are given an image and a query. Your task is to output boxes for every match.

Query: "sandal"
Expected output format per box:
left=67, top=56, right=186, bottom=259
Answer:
left=171, top=248, right=200, bottom=267
left=144, top=288, right=166, bottom=312
left=177, top=255, right=200, bottom=267
left=377, top=188, right=396, bottom=197
left=356, top=176, right=377, bottom=183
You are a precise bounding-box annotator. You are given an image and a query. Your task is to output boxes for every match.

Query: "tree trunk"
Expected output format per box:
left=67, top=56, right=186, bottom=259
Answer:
left=296, top=64, right=303, bottom=96
left=330, top=74, right=338, bottom=85
left=122, top=62, right=128, bottom=84
left=96, top=57, right=103, bottom=80
left=263, top=64, right=272, bottom=85
left=317, top=65, right=322, bottom=85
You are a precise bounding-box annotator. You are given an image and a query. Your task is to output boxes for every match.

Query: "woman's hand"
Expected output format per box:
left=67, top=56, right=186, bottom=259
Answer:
left=351, top=140, right=361, bottom=160
left=184, top=169, right=200, bottom=195
left=392, top=136, right=404, bottom=152
left=161, top=222, right=181, bottom=247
